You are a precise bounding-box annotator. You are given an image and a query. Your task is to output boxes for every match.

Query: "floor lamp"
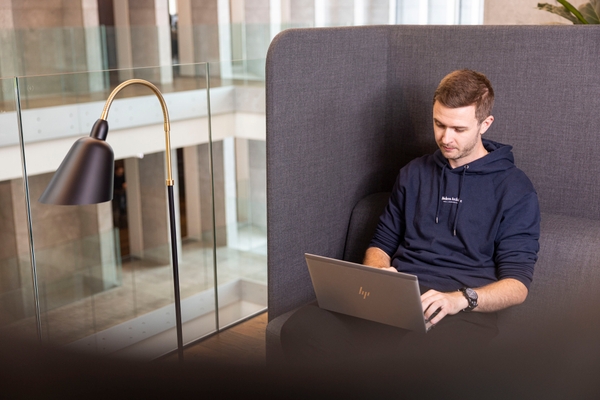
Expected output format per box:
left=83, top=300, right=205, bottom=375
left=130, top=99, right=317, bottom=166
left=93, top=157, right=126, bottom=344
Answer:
left=39, top=79, right=185, bottom=361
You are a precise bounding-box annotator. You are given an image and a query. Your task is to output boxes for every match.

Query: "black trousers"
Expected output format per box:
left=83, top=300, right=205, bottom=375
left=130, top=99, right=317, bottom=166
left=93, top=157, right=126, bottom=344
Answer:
left=280, top=302, right=498, bottom=366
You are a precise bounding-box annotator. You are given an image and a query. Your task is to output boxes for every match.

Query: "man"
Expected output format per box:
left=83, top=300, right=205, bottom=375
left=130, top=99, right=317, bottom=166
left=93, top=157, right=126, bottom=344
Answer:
left=365, top=69, right=540, bottom=328
left=281, top=69, right=540, bottom=362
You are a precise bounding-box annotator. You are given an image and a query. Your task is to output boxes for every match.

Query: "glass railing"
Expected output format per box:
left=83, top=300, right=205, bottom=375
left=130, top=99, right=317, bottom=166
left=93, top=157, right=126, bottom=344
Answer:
left=0, top=61, right=267, bottom=360
left=0, top=24, right=277, bottom=84
left=0, top=75, right=39, bottom=344
left=0, top=8, right=484, bottom=81
left=209, top=59, right=267, bottom=330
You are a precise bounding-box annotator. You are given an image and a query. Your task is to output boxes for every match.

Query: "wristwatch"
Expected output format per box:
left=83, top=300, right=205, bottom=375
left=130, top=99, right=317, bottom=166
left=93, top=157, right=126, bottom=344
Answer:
left=459, top=287, right=478, bottom=312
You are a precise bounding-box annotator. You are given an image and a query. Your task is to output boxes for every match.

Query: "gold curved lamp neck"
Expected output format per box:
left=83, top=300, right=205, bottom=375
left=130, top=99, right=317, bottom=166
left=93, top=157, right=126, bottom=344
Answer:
left=100, top=79, right=174, bottom=186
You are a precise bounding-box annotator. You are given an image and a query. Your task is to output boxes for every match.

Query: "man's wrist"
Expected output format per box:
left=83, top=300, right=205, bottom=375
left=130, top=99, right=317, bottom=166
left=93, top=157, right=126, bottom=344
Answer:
left=456, top=292, right=469, bottom=310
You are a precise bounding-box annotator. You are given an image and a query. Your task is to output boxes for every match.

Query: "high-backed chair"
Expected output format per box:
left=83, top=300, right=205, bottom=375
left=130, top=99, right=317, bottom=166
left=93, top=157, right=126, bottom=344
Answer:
left=265, top=25, right=600, bottom=361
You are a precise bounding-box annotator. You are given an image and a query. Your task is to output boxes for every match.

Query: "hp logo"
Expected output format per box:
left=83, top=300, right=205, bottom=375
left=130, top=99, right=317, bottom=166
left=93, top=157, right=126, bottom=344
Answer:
left=359, top=287, right=370, bottom=299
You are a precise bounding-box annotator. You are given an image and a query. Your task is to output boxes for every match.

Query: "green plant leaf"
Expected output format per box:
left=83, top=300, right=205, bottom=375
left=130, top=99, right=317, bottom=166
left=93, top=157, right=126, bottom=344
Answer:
left=557, top=0, right=589, bottom=23
left=579, top=0, right=600, bottom=24
left=537, top=3, right=581, bottom=23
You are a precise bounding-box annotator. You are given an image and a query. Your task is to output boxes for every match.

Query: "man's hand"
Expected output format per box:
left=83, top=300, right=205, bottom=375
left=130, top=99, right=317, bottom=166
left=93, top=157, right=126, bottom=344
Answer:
left=420, top=278, right=528, bottom=326
left=421, top=289, right=468, bottom=326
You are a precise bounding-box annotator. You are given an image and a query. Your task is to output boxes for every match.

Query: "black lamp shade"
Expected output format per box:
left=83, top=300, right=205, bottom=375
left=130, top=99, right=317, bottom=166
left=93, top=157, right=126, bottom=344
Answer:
left=39, top=119, right=114, bottom=205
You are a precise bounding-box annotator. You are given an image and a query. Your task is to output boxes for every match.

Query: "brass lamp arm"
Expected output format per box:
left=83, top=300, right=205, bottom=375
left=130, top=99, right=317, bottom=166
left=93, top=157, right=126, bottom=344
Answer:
left=100, top=79, right=174, bottom=186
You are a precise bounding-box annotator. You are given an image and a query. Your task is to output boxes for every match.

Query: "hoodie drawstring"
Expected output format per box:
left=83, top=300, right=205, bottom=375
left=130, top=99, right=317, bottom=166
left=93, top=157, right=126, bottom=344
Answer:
left=452, top=165, right=469, bottom=236
left=435, top=164, right=447, bottom=224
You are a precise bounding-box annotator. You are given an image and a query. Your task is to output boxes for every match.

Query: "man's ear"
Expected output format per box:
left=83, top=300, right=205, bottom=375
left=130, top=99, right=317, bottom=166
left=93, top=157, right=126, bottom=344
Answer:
left=479, top=115, right=494, bottom=135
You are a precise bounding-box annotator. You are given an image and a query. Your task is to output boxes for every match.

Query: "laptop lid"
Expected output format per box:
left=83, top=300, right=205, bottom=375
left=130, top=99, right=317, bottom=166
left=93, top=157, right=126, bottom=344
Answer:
left=305, top=253, right=430, bottom=333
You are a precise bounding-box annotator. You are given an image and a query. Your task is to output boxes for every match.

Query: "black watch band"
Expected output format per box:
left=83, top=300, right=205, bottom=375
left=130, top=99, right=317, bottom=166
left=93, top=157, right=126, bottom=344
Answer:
left=459, top=287, right=478, bottom=312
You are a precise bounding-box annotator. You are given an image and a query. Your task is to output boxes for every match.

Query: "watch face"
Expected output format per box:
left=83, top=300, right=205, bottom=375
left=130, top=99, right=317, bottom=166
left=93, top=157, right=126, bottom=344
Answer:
left=466, top=288, right=478, bottom=300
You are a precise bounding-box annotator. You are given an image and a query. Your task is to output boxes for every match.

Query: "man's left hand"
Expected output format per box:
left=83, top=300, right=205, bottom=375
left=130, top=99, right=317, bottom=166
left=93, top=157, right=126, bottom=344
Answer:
left=420, top=290, right=468, bottom=326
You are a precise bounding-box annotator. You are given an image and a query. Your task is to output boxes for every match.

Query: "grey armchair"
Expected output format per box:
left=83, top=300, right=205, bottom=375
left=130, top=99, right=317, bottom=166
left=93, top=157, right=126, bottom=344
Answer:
left=266, top=25, right=600, bottom=362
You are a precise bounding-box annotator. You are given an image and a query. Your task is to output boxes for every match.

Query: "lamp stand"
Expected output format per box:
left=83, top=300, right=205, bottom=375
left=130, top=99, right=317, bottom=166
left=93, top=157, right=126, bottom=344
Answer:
left=109, top=80, right=185, bottom=361
left=39, top=79, right=185, bottom=360
left=93, top=79, right=185, bottom=361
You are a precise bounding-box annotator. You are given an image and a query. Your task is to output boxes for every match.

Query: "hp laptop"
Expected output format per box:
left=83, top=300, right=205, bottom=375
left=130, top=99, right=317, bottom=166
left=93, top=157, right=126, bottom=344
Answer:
left=305, top=253, right=433, bottom=333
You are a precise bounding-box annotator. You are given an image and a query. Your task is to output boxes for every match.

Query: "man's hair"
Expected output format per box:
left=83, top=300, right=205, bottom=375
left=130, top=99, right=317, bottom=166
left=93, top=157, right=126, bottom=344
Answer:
left=433, top=69, right=494, bottom=124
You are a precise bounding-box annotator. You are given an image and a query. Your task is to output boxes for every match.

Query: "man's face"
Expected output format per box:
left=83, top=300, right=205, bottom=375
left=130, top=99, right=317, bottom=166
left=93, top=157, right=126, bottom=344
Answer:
left=433, top=101, right=494, bottom=169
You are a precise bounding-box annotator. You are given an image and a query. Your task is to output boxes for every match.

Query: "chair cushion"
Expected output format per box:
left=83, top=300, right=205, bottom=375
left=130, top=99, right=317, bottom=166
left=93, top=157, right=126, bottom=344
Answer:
left=497, top=212, right=600, bottom=342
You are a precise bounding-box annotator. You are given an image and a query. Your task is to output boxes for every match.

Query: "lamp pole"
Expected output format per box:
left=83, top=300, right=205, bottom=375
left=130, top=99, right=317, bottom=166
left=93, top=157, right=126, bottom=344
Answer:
left=40, top=79, right=185, bottom=361
left=105, top=79, right=185, bottom=362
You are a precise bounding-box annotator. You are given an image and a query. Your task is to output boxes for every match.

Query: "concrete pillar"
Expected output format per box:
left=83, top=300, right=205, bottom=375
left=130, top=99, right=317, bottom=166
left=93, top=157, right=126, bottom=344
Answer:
left=243, top=0, right=271, bottom=66
left=183, top=146, right=203, bottom=241
left=235, top=139, right=250, bottom=225
left=130, top=151, right=181, bottom=264
left=203, top=141, right=224, bottom=245
left=0, top=2, right=16, bottom=102
left=183, top=142, right=227, bottom=247
left=124, top=157, right=144, bottom=258
left=82, top=0, right=105, bottom=92
left=230, top=0, right=246, bottom=62
left=223, top=137, right=239, bottom=247
left=177, top=0, right=231, bottom=77
left=113, top=0, right=135, bottom=81
left=2, top=0, right=104, bottom=95
left=113, top=0, right=173, bottom=84
left=0, top=179, right=21, bottom=327
left=247, top=139, right=267, bottom=232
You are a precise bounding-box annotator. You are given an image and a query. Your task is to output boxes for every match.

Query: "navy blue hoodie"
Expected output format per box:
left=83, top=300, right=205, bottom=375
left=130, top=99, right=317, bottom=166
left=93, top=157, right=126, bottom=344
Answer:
left=370, top=139, right=540, bottom=292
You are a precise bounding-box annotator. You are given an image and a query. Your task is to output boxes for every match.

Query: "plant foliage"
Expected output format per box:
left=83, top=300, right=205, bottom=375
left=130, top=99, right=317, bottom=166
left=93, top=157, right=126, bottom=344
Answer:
left=538, top=0, right=600, bottom=24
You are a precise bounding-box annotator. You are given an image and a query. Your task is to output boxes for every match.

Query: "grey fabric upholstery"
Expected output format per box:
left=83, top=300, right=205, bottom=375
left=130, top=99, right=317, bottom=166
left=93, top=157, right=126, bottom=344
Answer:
left=266, top=25, right=600, bottom=356
left=343, top=192, right=390, bottom=264
left=497, top=213, right=600, bottom=343
left=265, top=192, right=390, bottom=362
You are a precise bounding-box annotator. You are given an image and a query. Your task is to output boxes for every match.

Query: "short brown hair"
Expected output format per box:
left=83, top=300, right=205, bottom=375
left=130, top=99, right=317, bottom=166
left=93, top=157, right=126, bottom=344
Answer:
left=433, top=69, right=494, bottom=124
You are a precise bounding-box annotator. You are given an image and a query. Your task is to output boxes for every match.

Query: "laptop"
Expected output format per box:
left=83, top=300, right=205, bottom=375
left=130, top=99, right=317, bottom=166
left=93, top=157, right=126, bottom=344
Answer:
left=305, top=253, right=433, bottom=333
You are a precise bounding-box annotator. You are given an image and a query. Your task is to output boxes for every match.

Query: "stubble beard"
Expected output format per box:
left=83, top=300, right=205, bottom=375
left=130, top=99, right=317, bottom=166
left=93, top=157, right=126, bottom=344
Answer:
left=442, top=127, right=483, bottom=165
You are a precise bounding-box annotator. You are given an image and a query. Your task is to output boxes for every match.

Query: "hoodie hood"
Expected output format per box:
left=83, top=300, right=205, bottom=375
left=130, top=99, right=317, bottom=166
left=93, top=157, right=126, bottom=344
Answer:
left=433, top=139, right=516, bottom=236
left=433, top=138, right=516, bottom=174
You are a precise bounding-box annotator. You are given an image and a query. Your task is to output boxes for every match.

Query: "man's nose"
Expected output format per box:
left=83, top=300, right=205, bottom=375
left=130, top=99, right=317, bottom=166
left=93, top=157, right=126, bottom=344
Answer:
left=441, top=129, right=453, bottom=143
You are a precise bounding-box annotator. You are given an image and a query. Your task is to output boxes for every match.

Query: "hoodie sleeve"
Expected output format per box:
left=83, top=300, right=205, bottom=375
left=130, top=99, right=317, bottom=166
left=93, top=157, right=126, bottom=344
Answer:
left=494, top=191, right=541, bottom=289
left=369, top=174, right=405, bottom=256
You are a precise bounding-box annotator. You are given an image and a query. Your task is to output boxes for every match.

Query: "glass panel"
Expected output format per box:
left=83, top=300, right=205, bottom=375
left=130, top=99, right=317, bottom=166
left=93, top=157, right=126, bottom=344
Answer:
left=0, top=77, right=39, bottom=343
left=208, top=59, right=267, bottom=329
left=1, top=27, right=106, bottom=86
left=16, top=64, right=215, bottom=359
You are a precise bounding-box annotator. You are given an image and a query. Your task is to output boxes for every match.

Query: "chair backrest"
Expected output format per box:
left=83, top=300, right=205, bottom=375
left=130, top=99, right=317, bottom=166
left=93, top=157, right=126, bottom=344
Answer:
left=342, top=192, right=390, bottom=264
